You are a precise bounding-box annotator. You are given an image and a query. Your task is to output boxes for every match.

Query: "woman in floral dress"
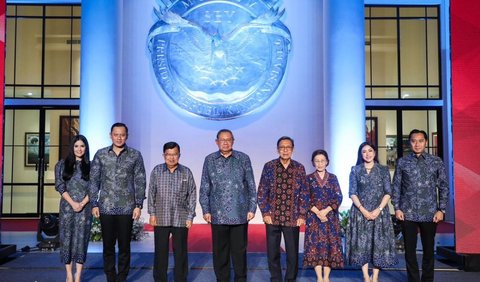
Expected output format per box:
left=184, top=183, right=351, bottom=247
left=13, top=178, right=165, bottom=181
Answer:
left=303, top=149, right=344, bottom=282
left=345, top=142, right=397, bottom=282
left=55, top=135, right=92, bottom=282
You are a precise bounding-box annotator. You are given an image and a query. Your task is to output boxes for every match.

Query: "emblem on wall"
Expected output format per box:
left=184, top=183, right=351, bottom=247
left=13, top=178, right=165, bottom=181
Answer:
left=147, top=0, right=291, bottom=120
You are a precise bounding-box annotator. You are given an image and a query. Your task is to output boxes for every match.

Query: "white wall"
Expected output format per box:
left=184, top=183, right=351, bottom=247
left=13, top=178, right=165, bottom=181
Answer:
left=119, top=0, right=324, bottom=223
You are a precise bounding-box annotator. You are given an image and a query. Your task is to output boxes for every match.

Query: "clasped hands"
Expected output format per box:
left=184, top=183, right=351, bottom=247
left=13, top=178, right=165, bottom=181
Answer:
left=360, top=206, right=381, bottom=221
left=70, top=201, right=85, bottom=213
left=315, top=208, right=330, bottom=223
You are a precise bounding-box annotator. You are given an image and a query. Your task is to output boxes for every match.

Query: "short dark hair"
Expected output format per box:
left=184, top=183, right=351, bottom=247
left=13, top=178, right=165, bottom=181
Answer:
left=111, top=122, right=129, bottom=134
left=311, top=149, right=329, bottom=167
left=408, top=129, right=428, bottom=141
left=216, top=129, right=234, bottom=140
left=277, top=136, right=294, bottom=148
left=163, top=141, right=180, bottom=153
left=356, top=141, right=379, bottom=165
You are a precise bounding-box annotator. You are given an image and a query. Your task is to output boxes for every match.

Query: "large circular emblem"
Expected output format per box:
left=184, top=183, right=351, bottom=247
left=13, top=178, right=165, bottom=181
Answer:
left=148, top=0, right=291, bottom=120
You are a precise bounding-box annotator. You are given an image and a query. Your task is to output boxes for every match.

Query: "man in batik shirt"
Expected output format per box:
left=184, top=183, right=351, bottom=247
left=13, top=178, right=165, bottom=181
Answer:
left=257, top=136, right=308, bottom=282
left=89, top=123, right=146, bottom=282
left=199, top=129, right=257, bottom=282
left=148, top=141, right=196, bottom=282
left=392, top=129, right=449, bottom=282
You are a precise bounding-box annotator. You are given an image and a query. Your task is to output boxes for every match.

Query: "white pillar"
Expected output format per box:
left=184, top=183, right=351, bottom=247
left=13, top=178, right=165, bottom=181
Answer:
left=323, top=0, right=365, bottom=209
left=80, top=0, right=122, bottom=154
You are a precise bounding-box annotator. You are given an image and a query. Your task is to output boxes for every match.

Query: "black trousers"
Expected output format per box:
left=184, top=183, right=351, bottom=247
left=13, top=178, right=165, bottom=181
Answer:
left=266, top=224, right=299, bottom=282
left=100, top=214, right=133, bottom=282
left=153, top=226, right=189, bottom=282
left=211, top=223, right=248, bottom=282
left=402, top=220, right=437, bottom=282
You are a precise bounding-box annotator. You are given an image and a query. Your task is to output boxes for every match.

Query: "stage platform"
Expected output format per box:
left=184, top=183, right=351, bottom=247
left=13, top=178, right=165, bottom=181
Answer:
left=1, top=231, right=479, bottom=281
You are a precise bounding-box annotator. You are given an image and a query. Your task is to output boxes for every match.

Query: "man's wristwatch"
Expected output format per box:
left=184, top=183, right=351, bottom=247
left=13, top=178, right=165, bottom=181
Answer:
left=135, top=204, right=143, bottom=209
left=438, top=209, right=445, bottom=214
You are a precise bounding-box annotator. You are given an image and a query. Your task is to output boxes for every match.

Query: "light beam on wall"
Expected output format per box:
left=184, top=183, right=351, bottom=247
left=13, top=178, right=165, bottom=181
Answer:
left=80, top=0, right=121, bottom=153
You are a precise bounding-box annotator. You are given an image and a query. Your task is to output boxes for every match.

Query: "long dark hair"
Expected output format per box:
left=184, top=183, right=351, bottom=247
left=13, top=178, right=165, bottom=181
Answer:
left=356, top=141, right=379, bottom=165
left=62, top=135, right=90, bottom=181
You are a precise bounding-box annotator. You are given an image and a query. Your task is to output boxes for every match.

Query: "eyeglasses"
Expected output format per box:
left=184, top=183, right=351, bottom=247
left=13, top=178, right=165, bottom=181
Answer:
left=217, top=138, right=233, bottom=143
left=278, top=146, right=293, bottom=151
left=314, top=160, right=327, bottom=164
left=164, top=153, right=180, bottom=158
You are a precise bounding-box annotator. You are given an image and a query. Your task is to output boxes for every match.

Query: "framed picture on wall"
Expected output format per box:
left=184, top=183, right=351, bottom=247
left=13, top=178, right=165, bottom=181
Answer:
left=59, top=116, right=80, bottom=161
left=402, top=135, right=411, bottom=155
left=25, top=132, right=50, bottom=167
left=386, top=135, right=412, bottom=170
left=386, top=135, right=397, bottom=169
left=366, top=117, right=378, bottom=146
left=432, top=132, right=438, bottom=155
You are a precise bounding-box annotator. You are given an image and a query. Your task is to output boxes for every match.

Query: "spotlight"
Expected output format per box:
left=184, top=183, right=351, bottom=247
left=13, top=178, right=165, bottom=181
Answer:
left=37, top=213, right=60, bottom=251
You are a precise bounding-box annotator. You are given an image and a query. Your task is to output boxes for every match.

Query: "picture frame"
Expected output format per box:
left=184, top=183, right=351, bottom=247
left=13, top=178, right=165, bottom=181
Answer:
left=366, top=117, right=378, bottom=146
left=59, top=116, right=80, bottom=161
left=385, top=135, right=411, bottom=170
left=402, top=135, right=411, bottom=155
left=432, top=132, right=438, bottom=155
left=25, top=132, right=50, bottom=167
left=386, top=135, right=397, bottom=170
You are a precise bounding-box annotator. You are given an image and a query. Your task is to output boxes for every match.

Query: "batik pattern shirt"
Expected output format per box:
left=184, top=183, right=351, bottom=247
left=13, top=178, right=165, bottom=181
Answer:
left=148, top=163, right=196, bottom=227
left=89, top=145, right=146, bottom=215
left=199, top=150, right=257, bottom=225
left=392, top=152, right=449, bottom=222
left=257, top=158, right=308, bottom=226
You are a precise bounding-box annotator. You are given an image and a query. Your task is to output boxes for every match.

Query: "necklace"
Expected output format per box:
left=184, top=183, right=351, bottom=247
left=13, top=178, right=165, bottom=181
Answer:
left=365, top=164, right=374, bottom=172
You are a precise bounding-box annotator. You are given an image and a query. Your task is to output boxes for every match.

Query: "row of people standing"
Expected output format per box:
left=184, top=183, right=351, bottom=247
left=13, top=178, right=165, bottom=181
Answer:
left=54, top=124, right=448, bottom=282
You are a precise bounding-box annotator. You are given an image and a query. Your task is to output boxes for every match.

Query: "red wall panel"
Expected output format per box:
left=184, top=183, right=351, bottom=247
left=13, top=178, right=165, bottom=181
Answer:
left=451, top=1, right=480, bottom=254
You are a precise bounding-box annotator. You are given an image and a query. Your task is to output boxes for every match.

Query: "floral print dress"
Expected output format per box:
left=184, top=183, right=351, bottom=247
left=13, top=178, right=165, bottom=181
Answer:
left=303, top=171, right=344, bottom=268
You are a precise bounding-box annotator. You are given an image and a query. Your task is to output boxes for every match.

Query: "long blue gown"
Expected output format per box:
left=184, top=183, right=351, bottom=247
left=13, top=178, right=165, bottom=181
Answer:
left=345, top=163, right=397, bottom=268
left=55, top=160, right=91, bottom=264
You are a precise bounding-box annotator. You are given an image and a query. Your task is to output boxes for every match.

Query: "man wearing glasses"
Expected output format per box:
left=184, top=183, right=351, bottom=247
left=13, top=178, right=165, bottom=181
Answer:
left=199, top=129, right=257, bottom=282
left=257, top=136, right=308, bottom=282
left=148, top=142, right=197, bottom=282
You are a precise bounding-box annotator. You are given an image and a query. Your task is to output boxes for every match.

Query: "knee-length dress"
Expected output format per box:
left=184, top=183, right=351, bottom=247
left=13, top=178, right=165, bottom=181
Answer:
left=345, top=163, right=397, bottom=268
left=303, top=171, right=344, bottom=268
left=55, top=160, right=91, bottom=264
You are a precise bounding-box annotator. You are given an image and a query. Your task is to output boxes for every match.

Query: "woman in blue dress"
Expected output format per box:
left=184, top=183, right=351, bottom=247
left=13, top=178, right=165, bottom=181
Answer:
left=55, top=135, right=91, bottom=282
left=303, top=149, right=344, bottom=282
left=345, top=142, right=397, bottom=282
